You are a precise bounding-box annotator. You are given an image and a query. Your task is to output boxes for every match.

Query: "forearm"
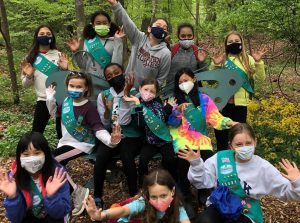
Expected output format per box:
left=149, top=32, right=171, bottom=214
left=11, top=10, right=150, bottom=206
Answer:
left=95, top=130, right=118, bottom=148
left=98, top=206, right=131, bottom=221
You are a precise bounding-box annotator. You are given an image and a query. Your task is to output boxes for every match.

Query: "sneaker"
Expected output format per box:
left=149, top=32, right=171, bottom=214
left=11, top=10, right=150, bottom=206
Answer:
left=71, top=185, right=90, bottom=216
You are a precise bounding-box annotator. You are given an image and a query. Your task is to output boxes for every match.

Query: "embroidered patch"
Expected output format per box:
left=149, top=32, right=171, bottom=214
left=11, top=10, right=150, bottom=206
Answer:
left=220, top=164, right=233, bottom=175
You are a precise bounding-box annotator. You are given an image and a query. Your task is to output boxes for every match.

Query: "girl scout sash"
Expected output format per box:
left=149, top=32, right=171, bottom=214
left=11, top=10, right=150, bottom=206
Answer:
left=84, top=36, right=112, bottom=69
left=224, top=59, right=254, bottom=94
left=30, top=176, right=47, bottom=219
left=217, top=150, right=263, bottom=223
left=33, top=53, right=59, bottom=76
left=140, top=104, right=172, bottom=142
left=61, top=97, right=96, bottom=144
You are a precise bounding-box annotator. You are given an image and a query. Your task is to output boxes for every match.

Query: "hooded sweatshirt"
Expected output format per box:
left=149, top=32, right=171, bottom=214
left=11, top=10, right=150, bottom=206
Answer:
left=112, top=2, right=171, bottom=88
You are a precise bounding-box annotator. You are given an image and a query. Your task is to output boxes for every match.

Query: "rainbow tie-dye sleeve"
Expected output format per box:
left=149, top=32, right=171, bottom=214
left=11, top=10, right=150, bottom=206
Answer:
left=202, top=94, right=232, bottom=130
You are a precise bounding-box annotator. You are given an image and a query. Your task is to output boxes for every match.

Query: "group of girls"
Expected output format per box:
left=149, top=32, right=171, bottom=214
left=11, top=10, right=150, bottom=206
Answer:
left=1, top=0, right=299, bottom=223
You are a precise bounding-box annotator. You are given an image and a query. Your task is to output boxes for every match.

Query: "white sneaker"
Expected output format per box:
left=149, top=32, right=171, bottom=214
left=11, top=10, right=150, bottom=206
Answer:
left=71, top=185, right=89, bottom=216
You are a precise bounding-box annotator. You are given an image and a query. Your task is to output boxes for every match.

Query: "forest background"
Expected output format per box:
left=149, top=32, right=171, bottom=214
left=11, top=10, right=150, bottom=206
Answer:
left=0, top=0, right=299, bottom=222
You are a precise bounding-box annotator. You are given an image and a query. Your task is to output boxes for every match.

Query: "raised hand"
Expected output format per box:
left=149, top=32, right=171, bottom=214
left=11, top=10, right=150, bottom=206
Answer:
left=21, top=60, right=34, bottom=77
left=83, top=195, right=102, bottom=221
left=66, top=38, right=81, bottom=52
left=227, top=120, right=239, bottom=128
left=123, top=72, right=135, bottom=97
left=111, top=125, right=122, bottom=145
left=46, top=167, right=67, bottom=197
left=123, top=95, right=140, bottom=105
left=211, top=49, right=226, bottom=65
left=251, top=46, right=268, bottom=62
left=46, top=84, right=56, bottom=101
left=114, top=26, right=126, bottom=39
left=0, top=170, right=17, bottom=198
left=106, top=0, right=118, bottom=6
left=58, top=53, right=68, bottom=70
left=103, top=95, right=114, bottom=111
left=177, top=145, right=200, bottom=162
left=197, top=49, right=208, bottom=62
left=279, top=159, right=300, bottom=182
left=164, top=97, right=177, bottom=107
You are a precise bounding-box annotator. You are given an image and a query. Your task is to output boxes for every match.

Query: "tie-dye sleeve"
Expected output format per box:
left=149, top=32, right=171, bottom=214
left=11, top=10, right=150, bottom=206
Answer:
left=201, top=94, right=232, bottom=130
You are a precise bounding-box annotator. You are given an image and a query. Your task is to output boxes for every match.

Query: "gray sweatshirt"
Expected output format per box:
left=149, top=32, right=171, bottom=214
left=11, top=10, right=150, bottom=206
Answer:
left=188, top=154, right=300, bottom=202
left=168, top=45, right=207, bottom=85
left=73, top=37, right=123, bottom=77
left=112, top=2, right=171, bottom=88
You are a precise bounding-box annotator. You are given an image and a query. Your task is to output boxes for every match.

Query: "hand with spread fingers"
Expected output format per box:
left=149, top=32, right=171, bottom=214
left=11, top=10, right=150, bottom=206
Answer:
left=66, top=38, right=81, bottom=53
left=21, top=60, right=34, bottom=78
left=123, top=72, right=135, bottom=97
left=164, top=97, right=177, bottom=107
left=177, top=145, right=201, bottom=162
left=177, top=103, right=191, bottom=113
left=103, top=94, right=114, bottom=120
left=123, top=95, right=140, bottom=105
left=279, top=159, right=300, bottom=182
left=211, top=48, right=226, bottom=65
left=197, top=49, right=208, bottom=62
left=115, top=26, right=126, bottom=39
left=251, top=46, right=268, bottom=62
left=46, top=167, right=67, bottom=197
left=0, top=170, right=17, bottom=199
left=58, top=53, right=69, bottom=70
left=83, top=195, right=102, bottom=221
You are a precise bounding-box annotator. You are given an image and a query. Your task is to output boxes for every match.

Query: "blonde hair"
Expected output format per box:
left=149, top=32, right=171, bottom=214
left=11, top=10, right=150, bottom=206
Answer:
left=224, top=31, right=253, bottom=77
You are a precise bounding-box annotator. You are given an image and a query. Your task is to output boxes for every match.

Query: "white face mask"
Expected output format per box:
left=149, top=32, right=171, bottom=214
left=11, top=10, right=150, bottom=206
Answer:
left=235, top=145, right=255, bottom=161
left=179, top=39, right=194, bottom=49
left=140, top=90, right=155, bottom=102
left=179, top=81, right=194, bottom=94
left=20, top=155, right=45, bottom=174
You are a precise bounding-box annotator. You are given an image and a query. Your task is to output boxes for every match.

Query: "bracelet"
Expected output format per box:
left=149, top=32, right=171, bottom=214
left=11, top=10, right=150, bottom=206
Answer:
left=102, top=210, right=109, bottom=220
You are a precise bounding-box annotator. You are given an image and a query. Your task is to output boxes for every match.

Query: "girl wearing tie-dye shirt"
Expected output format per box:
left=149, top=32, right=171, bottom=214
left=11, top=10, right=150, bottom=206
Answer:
left=167, top=67, right=237, bottom=210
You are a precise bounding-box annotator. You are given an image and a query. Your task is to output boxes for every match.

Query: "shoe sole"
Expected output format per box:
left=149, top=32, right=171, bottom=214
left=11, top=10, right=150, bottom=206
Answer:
left=71, top=188, right=90, bottom=216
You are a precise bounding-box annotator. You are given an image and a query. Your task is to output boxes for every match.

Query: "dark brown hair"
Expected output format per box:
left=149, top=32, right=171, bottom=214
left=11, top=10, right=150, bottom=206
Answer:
left=140, top=78, right=159, bottom=93
left=65, top=71, right=93, bottom=98
left=228, top=123, right=256, bottom=144
left=141, top=169, right=182, bottom=223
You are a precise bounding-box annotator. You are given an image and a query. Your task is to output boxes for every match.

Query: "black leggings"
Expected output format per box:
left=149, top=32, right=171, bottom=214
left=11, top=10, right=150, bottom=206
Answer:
left=32, top=100, right=50, bottom=134
left=195, top=205, right=252, bottom=223
left=94, top=137, right=142, bottom=198
left=138, top=142, right=177, bottom=187
left=177, top=150, right=214, bottom=197
left=214, top=103, right=247, bottom=151
left=21, top=212, right=64, bottom=223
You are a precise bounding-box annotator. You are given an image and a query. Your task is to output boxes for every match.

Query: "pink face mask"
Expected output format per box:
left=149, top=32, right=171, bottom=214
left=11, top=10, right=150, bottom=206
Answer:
left=149, top=196, right=174, bottom=212
left=140, top=90, right=155, bottom=102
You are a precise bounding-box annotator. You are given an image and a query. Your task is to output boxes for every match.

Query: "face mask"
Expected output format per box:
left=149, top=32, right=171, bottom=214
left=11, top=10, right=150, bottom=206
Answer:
left=67, top=89, right=84, bottom=99
left=179, top=81, right=194, bottom=94
left=226, top=42, right=242, bottom=55
left=94, top=25, right=110, bottom=37
left=37, top=36, right=53, bottom=45
left=20, top=155, right=45, bottom=174
left=140, top=90, right=155, bottom=102
left=235, top=145, right=255, bottom=160
left=108, top=74, right=125, bottom=93
left=151, top=27, right=166, bottom=40
left=179, top=39, right=194, bottom=49
left=149, top=196, right=174, bottom=212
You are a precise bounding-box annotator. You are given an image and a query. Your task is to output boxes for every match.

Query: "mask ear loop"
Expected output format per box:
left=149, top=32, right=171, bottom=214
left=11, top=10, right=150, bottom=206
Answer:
left=171, top=186, right=175, bottom=197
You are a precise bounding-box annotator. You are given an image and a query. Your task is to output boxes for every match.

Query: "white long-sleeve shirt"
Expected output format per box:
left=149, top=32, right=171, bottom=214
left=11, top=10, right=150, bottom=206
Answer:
left=188, top=154, right=300, bottom=201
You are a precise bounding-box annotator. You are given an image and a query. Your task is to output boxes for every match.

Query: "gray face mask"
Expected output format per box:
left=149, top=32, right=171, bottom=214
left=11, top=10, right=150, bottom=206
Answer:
left=20, top=155, right=45, bottom=174
left=235, top=145, right=255, bottom=160
left=179, top=39, right=194, bottom=49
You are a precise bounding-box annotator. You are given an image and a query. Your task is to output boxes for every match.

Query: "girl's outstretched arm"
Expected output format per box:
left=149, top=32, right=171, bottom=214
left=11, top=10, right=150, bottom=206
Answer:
left=84, top=195, right=130, bottom=221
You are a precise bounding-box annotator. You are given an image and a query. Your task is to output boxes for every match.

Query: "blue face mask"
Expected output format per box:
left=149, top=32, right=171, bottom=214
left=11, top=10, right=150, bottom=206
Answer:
left=151, top=27, right=166, bottom=40
left=37, top=36, right=53, bottom=45
left=67, top=90, right=83, bottom=99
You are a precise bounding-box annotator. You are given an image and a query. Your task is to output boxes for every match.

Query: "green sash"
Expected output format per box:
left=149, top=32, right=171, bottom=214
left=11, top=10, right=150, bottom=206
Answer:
left=141, top=105, right=172, bottom=142
left=30, top=178, right=46, bottom=219
left=217, top=150, right=263, bottom=223
left=84, top=36, right=112, bottom=69
left=61, top=97, right=96, bottom=144
left=224, top=59, right=254, bottom=94
left=33, top=53, right=59, bottom=77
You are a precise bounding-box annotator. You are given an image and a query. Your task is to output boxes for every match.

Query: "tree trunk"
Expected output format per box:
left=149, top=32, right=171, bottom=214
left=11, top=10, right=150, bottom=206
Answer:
left=75, top=0, right=85, bottom=38
left=0, top=0, right=19, bottom=104
left=195, top=0, right=200, bottom=44
left=205, top=0, right=216, bottom=22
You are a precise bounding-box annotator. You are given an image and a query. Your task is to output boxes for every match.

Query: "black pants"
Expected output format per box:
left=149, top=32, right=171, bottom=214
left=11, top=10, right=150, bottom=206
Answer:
left=32, top=100, right=50, bottom=134
left=21, top=212, right=64, bottom=223
left=177, top=150, right=214, bottom=197
left=94, top=137, right=141, bottom=198
left=138, top=142, right=177, bottom=187
left=214, top=103, right=247, bottom=151
left=195, top=205, right=252, bottom=223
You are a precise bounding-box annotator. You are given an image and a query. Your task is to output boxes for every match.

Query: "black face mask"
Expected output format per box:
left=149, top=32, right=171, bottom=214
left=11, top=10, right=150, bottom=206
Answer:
left=151, top=27, right=167, bottom=40
left=108, top=74, right=125, bottom=93
left=226, top=42, right=242, bottom=55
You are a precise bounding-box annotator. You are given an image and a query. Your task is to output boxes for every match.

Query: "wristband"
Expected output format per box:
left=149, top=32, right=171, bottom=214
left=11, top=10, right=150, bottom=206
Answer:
left=102, top=210, right=109, bottom=220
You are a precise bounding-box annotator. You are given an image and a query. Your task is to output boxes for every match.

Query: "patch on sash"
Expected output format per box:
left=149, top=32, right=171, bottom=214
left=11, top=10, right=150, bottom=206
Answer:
left=220, top=164, right=233, bottom=175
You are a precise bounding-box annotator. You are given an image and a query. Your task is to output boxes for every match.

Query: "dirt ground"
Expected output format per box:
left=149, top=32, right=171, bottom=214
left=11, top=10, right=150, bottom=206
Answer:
left=0, top=157, right=299, bottom=223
